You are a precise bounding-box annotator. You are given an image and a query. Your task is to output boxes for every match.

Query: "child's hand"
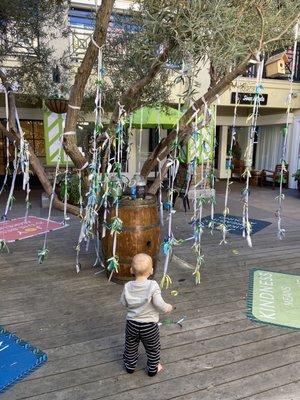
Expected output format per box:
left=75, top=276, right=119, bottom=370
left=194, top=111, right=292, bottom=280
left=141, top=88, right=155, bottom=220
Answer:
left=165, top=304, right=173, bottom=314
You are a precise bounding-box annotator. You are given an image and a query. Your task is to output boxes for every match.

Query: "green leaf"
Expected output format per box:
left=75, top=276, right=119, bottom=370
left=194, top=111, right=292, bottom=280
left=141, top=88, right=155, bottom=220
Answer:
left=0, top=239, right=9, bottom=253
left=37, top=248, right=49, bottom=264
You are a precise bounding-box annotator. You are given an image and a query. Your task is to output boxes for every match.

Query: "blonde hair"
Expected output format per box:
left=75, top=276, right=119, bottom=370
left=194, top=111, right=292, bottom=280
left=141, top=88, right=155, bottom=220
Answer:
left=131, top=253, right=153, bottom=276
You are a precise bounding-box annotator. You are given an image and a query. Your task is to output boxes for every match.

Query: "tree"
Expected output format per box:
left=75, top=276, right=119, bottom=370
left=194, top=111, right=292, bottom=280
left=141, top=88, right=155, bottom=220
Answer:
left=0, top=0, right=299, bottom=212
left=0, top=0, right=70, bottom=99
left=62, top=0, right=300, bottom=185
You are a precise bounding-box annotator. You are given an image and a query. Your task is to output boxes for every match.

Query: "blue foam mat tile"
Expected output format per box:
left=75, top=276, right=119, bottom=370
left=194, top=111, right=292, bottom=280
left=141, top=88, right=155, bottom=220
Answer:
left=0, top=326, right=48, bottom=394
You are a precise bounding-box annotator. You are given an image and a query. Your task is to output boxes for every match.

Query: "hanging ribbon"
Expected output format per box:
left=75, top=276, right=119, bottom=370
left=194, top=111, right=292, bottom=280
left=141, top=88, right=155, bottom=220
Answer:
left=220, top=77, right=240, bottom=245
left=157, top=107, right=164, bottom=226
left=125, top=113, right=133, bottom=174
left=108, top=103, right=125, bottom=281
left=0, top=87, right=11, bottom=197
left=3, top=143, right=19, bottom=220
left=75, top=36, right=104, bottom=273
left=62, top=154, right=70, bottom=224
left=190, top=112, right=205, bottom=284
left=242, top=54, right=265, bottom=248
left=14, top=109, right=31, bottom=221
left=137, top=107, right=143, bottom=174
left=209, top=108, right=217, bottom=226
left=276, top=21, right=299, bottom=240
left=0, top=87, right=11, bottom=252
left=38, top=133, right=64, bottom=264
left=160, top=99, right=181, bottom=289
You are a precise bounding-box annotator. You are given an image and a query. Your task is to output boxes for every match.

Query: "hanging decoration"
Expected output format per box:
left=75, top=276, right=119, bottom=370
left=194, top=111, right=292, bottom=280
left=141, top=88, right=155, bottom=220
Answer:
left=45, top=98, right=68, bottom=114
left=15, top=110, right=31, bottom=221
left=37, top=133, right=64, bottom=264
left=101, top=135, right=112, bottom=240
left=182, top=97, right=215, bottom=284
left=157, top=108, right=164, bottom=226
left=2, top=142, right=19, bottom=220
left=107, top=103, right=126, bottom=281
left=209, top=106, right=217, bottom=228
left=190, top=111, right=203, bottom=284
left=160, top=100, right=181, bottom=289
left=137, top=107, right=143, bottom=174
left=75, top=38, right=104, bottom=273
left=0, top=81, right=31, bottom=252
left=241, top=54, right=265, bottom=248
left=276, top=21, right=299, bottom=240
left=0, top=87, right=11, bottom=197
left=189, top=104, right=212, bottom=284
left=77, top=167, right=84, bottom=219
left=125, top=113, right=133, bottom=175
left=0, top=87, right=11, bottom=253
left=220, top=77, right=240, bottom=245
left=62, top=154, right=70, bottom=225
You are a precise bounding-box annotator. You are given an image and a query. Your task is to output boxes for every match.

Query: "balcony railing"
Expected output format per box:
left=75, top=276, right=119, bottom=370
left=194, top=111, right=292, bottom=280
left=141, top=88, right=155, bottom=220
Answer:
left=69, top=27, right=92, bottom=62
left=68, top=8, right=140, bottom=63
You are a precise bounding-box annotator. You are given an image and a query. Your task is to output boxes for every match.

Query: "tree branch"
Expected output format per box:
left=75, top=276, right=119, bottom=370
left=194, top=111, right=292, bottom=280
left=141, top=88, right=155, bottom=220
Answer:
left=108, top=40, right=176, bottom=128
left=142, top=53, right=253, bottom=187
left=263, top=14, right=299, bottom=46
left=146, top=15, right=299, bottom=194
left=100, top=39, right=176, bottom=173
left=255, top=6, right=264, bottom=50
left=62, top=0, right=115, bottom=169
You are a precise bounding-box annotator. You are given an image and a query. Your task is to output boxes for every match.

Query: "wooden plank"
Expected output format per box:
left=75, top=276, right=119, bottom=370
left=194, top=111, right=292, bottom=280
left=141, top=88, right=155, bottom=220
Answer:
left=1, top=186, right=300, bottom=400
left=171, top=363, right=300, bottom=400
left=240, top=380, right=300, bottom=400
left=4, top=340, right=299, bottom=400
left=29, top=325, right=289, bottom=382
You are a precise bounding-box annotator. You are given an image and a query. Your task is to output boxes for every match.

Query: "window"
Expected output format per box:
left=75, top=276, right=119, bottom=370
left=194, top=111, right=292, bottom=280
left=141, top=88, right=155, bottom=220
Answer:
left=149, top=128, right=159, bottom=152
left=69, top=8, right=95, bottom=29
left=0, top=120, right=45, bottom=175
left=20, top=120, right=45, bottom=159
left=69, top=7, right=140, bottom=33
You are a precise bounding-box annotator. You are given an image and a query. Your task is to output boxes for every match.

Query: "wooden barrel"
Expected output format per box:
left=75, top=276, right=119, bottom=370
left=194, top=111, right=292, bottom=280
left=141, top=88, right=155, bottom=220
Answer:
left=102, top=195, right=160, bottom=283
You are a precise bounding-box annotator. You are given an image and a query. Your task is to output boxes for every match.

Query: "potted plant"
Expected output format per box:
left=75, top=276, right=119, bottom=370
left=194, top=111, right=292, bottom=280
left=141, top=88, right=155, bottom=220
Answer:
left=292, top=169, right=300, bottom=192
left=45, top=66, right=69, bottom=114
left=56, top=171, right=81, bottom=206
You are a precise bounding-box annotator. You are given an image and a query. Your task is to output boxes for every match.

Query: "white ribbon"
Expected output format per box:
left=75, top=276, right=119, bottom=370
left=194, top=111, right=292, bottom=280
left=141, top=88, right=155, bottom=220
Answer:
left=276, top=20, right=299, bottom=240
left=64, top=131, right=76, bottom=136
left=68, top=104, right=81, bottom=110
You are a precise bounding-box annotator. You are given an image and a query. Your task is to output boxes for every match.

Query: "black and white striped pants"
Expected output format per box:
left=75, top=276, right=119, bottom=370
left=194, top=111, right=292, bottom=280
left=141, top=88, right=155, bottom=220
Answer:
left=123, top=319, right=160, bottom=376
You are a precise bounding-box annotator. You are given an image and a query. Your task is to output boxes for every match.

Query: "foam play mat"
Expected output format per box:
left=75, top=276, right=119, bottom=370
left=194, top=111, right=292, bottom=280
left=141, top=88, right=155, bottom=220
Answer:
left=202, top=213, right=271, bottom=235
left=247, top=269, right=300, bottom=330
left=0, top=326, right=47, bottom=393
left=0, top=216, right=66, bottom=242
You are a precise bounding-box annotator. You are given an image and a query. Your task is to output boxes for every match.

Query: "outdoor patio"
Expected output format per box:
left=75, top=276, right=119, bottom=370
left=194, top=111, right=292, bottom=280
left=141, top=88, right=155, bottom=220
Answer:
left=0, top=182, right=300, bottom=400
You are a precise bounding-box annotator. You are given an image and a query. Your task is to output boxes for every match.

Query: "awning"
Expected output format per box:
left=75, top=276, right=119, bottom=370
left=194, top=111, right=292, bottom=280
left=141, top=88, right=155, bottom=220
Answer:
left=130, top=106, right=183, bottom=129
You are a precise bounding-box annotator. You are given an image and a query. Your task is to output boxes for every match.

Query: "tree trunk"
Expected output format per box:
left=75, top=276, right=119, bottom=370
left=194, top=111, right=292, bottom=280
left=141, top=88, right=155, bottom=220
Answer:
left=62, top=0, right=115, bottom=169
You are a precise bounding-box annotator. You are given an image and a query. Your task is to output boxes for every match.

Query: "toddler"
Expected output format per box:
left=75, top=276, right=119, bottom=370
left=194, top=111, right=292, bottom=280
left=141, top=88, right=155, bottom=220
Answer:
left=120, top=253, right=173, bottom=376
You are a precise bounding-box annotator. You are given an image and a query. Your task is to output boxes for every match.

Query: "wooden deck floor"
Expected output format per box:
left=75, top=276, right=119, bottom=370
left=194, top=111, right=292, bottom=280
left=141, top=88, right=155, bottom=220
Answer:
left=0, top=183, right=300, bottom=400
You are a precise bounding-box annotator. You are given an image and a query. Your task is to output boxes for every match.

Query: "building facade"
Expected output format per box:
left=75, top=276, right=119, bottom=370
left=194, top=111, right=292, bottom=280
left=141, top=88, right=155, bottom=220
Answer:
left=0, top=1, right=300, bottom=188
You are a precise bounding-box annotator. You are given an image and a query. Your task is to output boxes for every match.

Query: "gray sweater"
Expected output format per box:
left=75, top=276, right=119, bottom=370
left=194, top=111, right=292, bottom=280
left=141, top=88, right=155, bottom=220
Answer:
left=120, top=279, right=169, bottom=323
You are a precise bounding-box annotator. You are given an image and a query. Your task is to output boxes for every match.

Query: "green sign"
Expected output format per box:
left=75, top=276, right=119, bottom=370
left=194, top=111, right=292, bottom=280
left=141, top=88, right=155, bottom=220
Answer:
left=43, top=111, right=70, bottom=166
left=248, top=269, right=300, bottom=330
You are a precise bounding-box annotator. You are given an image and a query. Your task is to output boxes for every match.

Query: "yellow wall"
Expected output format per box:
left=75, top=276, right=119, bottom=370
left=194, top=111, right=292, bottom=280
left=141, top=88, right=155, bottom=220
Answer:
left=218, top=77, right=300, bottom=110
